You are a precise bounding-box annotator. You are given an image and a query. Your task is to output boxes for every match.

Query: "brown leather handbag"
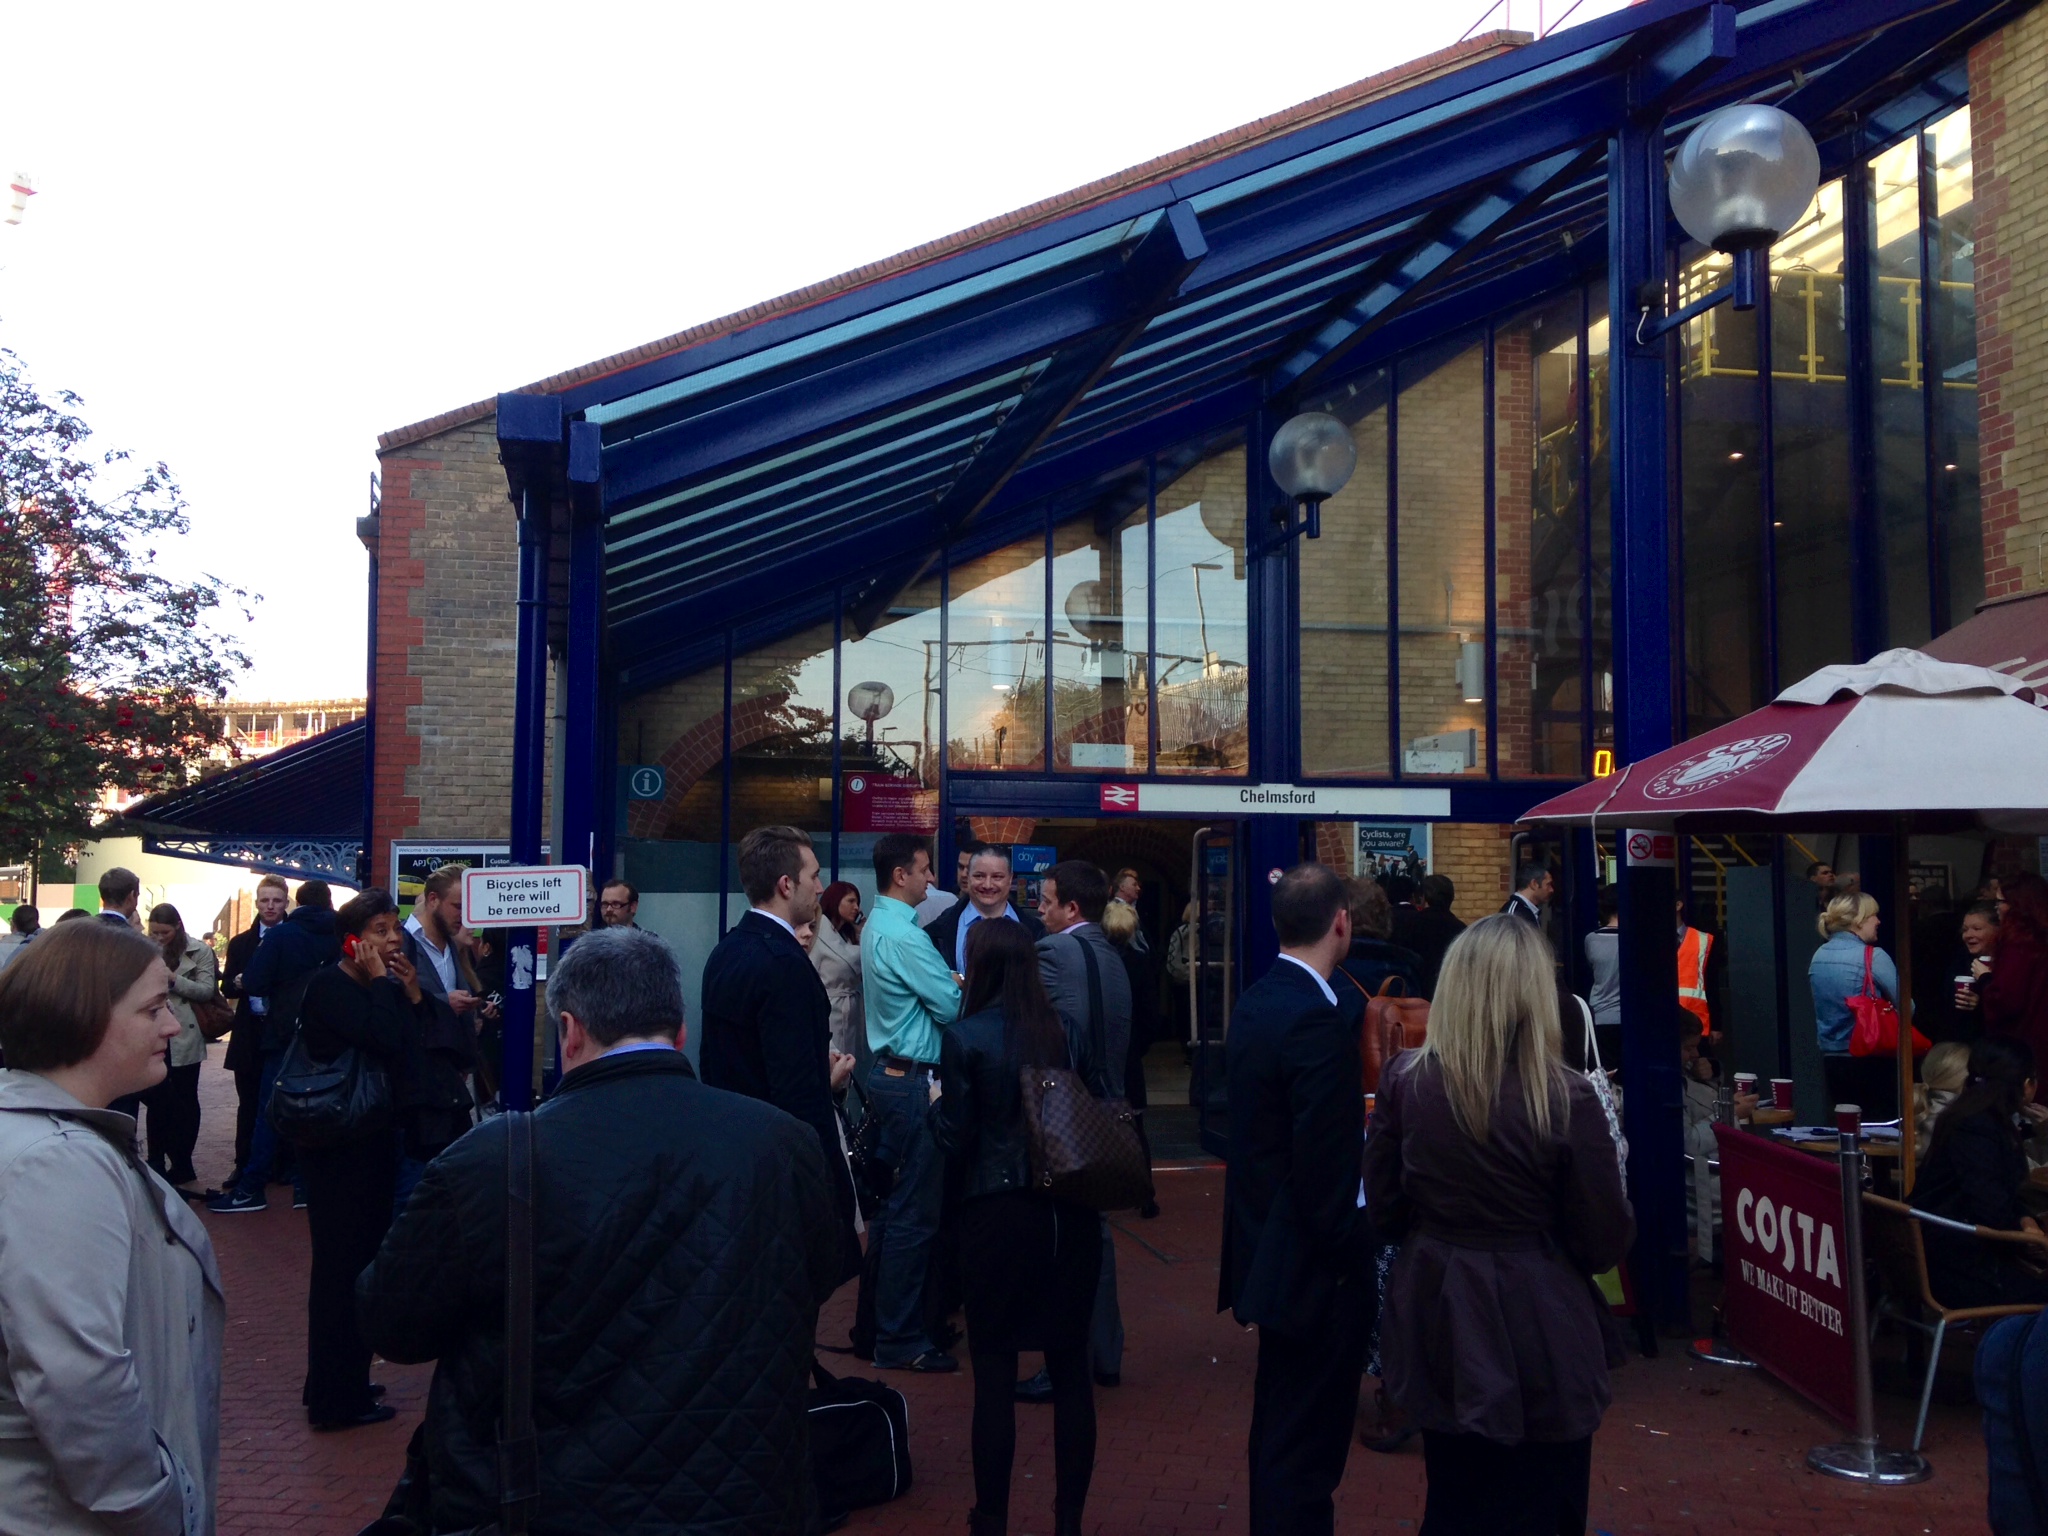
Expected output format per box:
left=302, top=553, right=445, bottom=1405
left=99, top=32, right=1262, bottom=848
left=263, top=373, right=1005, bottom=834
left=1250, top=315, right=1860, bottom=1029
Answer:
left=1343, top=972, right=1429, bottom=1093
left=1018, top=934, right=1153, bottom=1212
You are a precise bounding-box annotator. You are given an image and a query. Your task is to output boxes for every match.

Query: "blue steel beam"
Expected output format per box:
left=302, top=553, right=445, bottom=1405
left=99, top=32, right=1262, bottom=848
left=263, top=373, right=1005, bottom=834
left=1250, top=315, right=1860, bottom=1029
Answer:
left=1266, top=146, right=1598, bottom=400
left=561, top=421, right=604, bottom=885
left=1776, top=0, right=2017, bottom=128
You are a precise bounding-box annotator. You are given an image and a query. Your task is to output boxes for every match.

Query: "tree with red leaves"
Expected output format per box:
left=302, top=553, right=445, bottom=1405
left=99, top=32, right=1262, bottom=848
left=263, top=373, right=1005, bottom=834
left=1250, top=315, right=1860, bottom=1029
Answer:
left=0, top=344, right=249, bottom=861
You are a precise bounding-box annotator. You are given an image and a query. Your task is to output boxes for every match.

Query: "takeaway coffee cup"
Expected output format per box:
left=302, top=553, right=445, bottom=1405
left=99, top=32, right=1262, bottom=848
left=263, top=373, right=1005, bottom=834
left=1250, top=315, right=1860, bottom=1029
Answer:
left=1734, top=1072, right=1758, bottom=1098
left=1835, top=1103, right=1862, bottom=1137
left=1956, top=973, right=1977, bottom=1006
left=1770, top=1078, right=1795, bottom=1110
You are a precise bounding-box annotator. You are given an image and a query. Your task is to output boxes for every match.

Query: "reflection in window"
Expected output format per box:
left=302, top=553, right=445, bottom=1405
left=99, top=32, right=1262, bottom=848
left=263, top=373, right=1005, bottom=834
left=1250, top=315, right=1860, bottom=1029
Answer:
left=1497, top=295, right=1586, bottom=775
left=1871, top=135, right=1932, bottom=646
left=1396, top=344, right=1487, bottom=776
left=1300, top=373, right=1389, bottom=777
left=1681, top=251, right=1768, bottom=729
left=1155, top=439, right=1250, bottom=774
left=729, top=623, right=836, bottom=838
left=1771, top=179, right=1855, bottom=684
left=841, top=575, right=942, bottom=791
left=1929, top=108, right=1980, bottom=623
left=947, top=531, right=1049, bottom=771
left=618, top=660, right=727, bottom=844
left=1586, top=302, right=1613, bottom=760
left=1052, top=511, right=1149, bottom=773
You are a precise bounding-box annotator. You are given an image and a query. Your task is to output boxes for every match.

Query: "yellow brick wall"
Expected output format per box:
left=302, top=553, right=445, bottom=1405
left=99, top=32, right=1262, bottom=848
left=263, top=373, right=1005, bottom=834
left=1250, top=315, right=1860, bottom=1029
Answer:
left=1973, top=10, right=2048, bottom=598
left=1300, top=404, right=1391, bottom=774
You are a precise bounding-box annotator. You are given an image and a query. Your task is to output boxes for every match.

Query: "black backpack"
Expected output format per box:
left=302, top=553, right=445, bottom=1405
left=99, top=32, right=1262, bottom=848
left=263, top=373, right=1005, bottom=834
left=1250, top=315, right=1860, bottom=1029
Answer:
left=808, top=1359, right=911, bottom=1521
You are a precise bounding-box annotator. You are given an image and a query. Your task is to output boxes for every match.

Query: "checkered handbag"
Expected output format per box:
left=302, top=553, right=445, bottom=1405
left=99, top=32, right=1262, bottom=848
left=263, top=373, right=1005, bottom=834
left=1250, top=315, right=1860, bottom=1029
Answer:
left=1018, top=1064, right=1153, bottom=1212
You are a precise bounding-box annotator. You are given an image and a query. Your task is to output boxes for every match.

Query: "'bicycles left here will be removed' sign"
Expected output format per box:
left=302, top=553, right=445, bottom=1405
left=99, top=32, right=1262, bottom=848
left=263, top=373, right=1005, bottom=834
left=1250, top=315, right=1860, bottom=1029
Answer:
left=462, top=865, right=588, bottom=928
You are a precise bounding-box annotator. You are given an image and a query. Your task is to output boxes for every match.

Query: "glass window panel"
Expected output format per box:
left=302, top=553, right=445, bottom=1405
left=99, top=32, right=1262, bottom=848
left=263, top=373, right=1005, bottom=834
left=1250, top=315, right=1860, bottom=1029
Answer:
left=1871, top=136, right=1932, bottom=647
left=947, top=528, right=1049, bottom=771
left=1496, top=295, right=1586, bottom=775
left=1680, top=251, right=1768, bottom=731
left=1771, top=179, right=1856, bottom=683
left=1586, top=294, right=1614, bottom=759
left=1300, top=372, right=1391, bottom=778
left=1929, top=107, right=1981, bottom=624
left=1395, top=345, right=1487, bottom=777
left=840, top=574, right=942, bottom=791
left=730, top=622, right=836, bottom=838
left=1051, top=510, right=1149, bottom=773
left=1155, top=436, right=1251, bottom=775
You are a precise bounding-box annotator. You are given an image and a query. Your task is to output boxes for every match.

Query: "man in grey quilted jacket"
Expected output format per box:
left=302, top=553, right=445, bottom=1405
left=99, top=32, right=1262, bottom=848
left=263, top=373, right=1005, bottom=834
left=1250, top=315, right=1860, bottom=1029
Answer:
left=358, top=926, right=842, bottom=1535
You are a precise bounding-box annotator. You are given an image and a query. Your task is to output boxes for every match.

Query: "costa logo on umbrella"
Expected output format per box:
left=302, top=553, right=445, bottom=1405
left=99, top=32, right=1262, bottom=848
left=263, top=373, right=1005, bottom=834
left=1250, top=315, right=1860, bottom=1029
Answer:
left=1643, top=734, right=1793, bottom=800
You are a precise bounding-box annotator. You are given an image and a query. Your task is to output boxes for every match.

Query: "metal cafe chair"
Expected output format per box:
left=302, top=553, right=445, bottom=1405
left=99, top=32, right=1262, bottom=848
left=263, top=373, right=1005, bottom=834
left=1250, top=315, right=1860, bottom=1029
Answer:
left=1862, top=1192, right=2048, bottom=1450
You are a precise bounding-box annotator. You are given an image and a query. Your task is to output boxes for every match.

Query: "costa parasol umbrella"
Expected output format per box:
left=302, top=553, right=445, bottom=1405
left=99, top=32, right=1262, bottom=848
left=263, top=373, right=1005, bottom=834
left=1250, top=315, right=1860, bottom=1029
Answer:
left=1520, top=648, right=2048, bottom=1177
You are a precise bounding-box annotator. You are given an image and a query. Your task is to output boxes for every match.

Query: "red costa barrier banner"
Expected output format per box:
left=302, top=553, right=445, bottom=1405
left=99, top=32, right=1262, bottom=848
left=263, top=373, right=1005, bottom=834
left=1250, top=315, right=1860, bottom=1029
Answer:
left=1713, top=1124, right=1856, bottom=1426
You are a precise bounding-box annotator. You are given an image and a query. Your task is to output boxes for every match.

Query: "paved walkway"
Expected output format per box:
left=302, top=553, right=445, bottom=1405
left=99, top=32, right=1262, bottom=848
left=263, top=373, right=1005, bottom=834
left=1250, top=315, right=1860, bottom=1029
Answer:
left=187, top=1055, right=1995, bottom=1534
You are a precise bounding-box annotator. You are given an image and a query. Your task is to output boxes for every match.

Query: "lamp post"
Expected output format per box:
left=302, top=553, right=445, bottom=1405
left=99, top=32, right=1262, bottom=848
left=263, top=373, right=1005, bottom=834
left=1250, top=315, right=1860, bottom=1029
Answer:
left=847, top=680, right=894, bottom=750
left=1266, top=411, right=1358, bottom=542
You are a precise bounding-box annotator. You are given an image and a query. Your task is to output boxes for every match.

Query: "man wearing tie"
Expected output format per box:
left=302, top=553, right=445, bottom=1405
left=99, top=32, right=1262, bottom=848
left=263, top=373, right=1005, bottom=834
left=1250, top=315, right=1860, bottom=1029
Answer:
left=700, top=825, right=862, bottom=1285
left=1218, top=863, right=1373, bottom=1536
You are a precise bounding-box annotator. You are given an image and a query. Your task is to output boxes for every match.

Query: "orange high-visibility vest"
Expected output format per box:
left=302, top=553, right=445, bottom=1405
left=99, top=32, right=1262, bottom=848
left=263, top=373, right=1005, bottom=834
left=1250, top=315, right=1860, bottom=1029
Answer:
left=1678, top=925, right=1714, bottom=1032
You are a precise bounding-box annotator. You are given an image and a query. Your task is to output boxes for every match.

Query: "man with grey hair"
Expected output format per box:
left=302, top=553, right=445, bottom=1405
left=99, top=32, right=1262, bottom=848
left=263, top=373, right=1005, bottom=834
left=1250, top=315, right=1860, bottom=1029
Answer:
left=358, top=927, right=843, bottom=1535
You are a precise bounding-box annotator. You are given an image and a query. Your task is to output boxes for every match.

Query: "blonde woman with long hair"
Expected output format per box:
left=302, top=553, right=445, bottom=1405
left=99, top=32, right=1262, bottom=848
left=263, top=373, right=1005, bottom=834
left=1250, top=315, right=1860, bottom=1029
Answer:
left=1808, top=889, right=1901, bottom=1118
left=1362, top=914, right=1632, bottom=1535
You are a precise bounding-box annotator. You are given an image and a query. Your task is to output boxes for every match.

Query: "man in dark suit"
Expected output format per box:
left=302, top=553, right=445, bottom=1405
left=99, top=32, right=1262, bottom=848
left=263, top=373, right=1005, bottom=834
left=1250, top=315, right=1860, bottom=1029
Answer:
left=1393, top=873, right=1467, bottom=999
left=1502, top=858, right=1554, bottom=925
left=221, top=874, right=291, bottom=1180
left=1219, top=862, right=1371, bottom=1536
left=700, top=825, right=861, bottom=1283
left=925, top=843, right=1042, bottom=975
left=96, top=866, right=141, bottom=925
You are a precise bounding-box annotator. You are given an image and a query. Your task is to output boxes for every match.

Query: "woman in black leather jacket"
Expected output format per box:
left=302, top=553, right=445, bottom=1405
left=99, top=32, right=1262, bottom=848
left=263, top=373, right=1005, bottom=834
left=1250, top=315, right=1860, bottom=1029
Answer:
left=934, top=918, right=1101, bottom=1536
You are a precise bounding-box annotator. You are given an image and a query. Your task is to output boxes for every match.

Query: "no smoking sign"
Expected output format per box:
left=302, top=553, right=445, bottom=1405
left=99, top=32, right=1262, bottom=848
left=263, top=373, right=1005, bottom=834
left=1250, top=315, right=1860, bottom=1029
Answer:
left=1625, top=829, right=1676, bottom=868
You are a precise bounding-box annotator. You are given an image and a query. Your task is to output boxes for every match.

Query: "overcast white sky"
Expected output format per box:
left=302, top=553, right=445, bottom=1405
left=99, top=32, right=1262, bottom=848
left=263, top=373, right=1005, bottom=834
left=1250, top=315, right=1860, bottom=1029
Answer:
left=0, top=0, right=1629, bottom=700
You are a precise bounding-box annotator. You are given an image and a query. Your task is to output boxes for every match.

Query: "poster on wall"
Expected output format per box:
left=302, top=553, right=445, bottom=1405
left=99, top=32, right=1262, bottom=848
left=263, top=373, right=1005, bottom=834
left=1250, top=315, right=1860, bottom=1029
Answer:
left=841, top=773, right=939, bottom=834
left=388, top=843, right=551, bottom=907
left=1354, top=822, right=1431, bottom=881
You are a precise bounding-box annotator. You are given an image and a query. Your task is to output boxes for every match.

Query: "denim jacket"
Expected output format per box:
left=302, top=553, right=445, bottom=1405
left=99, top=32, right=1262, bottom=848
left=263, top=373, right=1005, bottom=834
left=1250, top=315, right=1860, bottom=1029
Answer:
left=1808, top=930, right=1897, bottom=1055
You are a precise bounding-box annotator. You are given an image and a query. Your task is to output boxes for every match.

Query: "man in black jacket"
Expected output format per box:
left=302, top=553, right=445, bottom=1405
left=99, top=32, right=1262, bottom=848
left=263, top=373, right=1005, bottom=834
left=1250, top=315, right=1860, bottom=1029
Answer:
left=1392, top=873, right=1467, bottom=999
left=1219, top=863, right=1371, bottom=1536
left=925, top=843, right=1043, bottom=974
left=358, top=926, right=842, bottom=1536
left=220, top=874, right=290, bottom=1181
left=700, top=825, right=862, bottom=1284
left=210, top=880, right=339, bottom=1213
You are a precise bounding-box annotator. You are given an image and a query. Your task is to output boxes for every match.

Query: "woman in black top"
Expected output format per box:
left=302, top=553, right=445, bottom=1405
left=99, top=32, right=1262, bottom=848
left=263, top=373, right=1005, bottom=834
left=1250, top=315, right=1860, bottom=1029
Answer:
left=1910, top=1034, right=2048, bottom=1309
left=934, top=919, right=1102, bottom=1536
left=295, top=888, right=438, bottom=1430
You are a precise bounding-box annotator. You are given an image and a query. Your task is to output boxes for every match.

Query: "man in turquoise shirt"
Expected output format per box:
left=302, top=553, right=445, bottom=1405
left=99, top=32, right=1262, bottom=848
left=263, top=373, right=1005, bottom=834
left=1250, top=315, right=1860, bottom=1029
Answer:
left=862, top=833, right=963, bottom=1372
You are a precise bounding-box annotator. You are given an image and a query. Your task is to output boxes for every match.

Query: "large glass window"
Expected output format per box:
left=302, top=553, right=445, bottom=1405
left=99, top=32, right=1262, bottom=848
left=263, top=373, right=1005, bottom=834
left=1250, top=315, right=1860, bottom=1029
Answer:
left=947, top=530, right=1049, bottom=772
left=728, top=623, right=835, bottom=923
left=1300, top=371, right=1390, bottom=777
left=1497, top=294, right=1587, bottom=775
left=1586, top=302, right=1614, bottom=760
left=1871, top=135, right=1934, bottom=648
left=1051, top=509, right=1149, bottom=773
left=1395, top=343, right=1487, bottom=777
left=1771, top=178, right=1855, bottom=684
left=1680, top=253, right=1769, bottom=730
left=1155, top=437, right=1251, bottom=775
left=840, top=574, right=942, bottom=791
left=1929, top=107, right=1980, bottom=624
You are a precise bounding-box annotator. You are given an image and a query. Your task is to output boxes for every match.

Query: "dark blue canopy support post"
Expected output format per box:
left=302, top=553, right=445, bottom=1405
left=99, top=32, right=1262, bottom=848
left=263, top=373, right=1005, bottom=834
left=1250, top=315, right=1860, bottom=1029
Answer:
left=1607, top=111, right=1688, bottom=1333
left=499, top=393, right=565, bottom=1111
left=562, top=420, right=605, bottom=921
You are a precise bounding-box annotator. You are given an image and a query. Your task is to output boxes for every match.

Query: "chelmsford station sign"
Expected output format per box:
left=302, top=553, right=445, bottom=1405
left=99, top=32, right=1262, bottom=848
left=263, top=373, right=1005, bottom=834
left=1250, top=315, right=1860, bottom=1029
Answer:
left=1097, top=782, right=1451, bottom=818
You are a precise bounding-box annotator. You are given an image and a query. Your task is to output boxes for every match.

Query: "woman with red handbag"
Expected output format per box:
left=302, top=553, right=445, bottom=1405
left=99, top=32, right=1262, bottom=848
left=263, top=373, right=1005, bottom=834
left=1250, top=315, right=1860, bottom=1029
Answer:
left=1809, top=892, right=1902, bottom=1118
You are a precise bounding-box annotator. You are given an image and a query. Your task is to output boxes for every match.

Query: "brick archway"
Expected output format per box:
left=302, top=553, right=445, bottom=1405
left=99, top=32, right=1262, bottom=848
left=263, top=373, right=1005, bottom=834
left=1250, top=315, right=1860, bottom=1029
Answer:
left=626, top=691, right=790, bottom=839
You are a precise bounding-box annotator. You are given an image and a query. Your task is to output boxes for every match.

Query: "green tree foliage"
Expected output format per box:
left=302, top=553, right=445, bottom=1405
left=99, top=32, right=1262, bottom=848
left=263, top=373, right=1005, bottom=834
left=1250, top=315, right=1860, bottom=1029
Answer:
left=0, top=346, right=249, bottom=860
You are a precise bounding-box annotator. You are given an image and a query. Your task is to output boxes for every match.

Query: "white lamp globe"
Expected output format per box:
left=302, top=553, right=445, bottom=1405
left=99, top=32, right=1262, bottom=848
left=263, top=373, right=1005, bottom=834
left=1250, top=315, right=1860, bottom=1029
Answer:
left=1267, top=412, right=1357, bottom=504
left=1668, top=103, right=1821, bottom=253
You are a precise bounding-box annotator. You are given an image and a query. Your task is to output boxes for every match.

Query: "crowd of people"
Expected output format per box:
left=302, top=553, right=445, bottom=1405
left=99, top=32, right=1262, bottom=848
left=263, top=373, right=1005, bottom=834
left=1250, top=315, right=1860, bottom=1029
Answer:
left=7, top=836, right=2048, bottom=1534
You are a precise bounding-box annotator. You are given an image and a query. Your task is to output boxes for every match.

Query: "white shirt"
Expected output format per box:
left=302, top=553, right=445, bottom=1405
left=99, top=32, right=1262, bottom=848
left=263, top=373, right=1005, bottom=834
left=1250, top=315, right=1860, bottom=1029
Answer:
left=1277, top=952, right=1339, bottom=1007
left=403, top=913, right=460, bottom=995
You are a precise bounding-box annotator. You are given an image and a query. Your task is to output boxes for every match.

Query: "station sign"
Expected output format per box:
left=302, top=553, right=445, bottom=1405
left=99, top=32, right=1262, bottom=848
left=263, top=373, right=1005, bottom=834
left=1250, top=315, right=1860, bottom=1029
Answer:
left=1097, top=782, right=1450, bottom=818
left=462, top=865, right=589, bottom=928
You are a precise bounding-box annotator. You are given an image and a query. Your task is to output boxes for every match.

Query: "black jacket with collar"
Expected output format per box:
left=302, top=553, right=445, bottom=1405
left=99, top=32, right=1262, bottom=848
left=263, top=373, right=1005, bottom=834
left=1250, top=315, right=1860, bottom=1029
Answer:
left=1217, top=958, right=1371, bottom=1336
left=700, top=909, right=861, bottom=1282
left=242, top=904, right=342, bottom=1051
left=357, top=1049, right=842, bottom=1536
left=925, top=899, right=1044, bottom=974
left=220, top=921, right=275, bottom=1073
left=933, top=1000, right=1105, bottom=1202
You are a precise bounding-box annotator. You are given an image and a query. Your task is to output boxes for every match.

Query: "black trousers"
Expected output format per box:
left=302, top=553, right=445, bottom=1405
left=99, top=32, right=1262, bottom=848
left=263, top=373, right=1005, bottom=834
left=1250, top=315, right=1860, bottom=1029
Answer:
left=1247, top=1298, right=1368, bottom=1536
left=232, top=1061, right=264, bottom=1174
left=300, top=1135, right=397, bottom=1422
left=139, top=1063, right=202, bottom=1181
left=1419, top=1431, right=1592, bottom=1536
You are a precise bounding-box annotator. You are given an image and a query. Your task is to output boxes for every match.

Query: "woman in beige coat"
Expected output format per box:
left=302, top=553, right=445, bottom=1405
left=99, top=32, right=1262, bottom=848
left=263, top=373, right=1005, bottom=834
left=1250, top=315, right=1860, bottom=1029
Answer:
left=141, top=903, right=216, bottom=1188
left=812, top=881, right=866, bottom=1059
left=0, top=918, right=225, bottom=1536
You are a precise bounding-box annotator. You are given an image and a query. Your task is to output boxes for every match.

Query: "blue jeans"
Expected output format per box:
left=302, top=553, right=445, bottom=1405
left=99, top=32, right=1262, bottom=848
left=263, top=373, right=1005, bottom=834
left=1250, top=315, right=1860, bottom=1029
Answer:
left=235, top=1049, right=305, bottom=1202
left=866, top=1058, right=945, bottom=1366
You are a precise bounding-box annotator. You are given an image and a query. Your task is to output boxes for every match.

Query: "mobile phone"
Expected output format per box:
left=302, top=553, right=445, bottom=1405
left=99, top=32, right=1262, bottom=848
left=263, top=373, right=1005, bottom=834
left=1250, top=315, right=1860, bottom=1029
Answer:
left=342, top=934, right=361, bottom=961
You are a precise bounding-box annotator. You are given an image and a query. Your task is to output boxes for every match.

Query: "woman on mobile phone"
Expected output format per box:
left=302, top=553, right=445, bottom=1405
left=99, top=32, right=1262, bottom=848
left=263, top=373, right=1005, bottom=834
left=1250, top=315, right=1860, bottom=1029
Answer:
left=296, top=887, right=439, bottom=1431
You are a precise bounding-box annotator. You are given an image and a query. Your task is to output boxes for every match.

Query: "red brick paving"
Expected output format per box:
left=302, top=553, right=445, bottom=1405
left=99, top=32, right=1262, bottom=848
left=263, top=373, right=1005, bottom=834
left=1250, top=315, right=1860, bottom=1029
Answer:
left=189, top=1056, right=1994, bottom=1534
